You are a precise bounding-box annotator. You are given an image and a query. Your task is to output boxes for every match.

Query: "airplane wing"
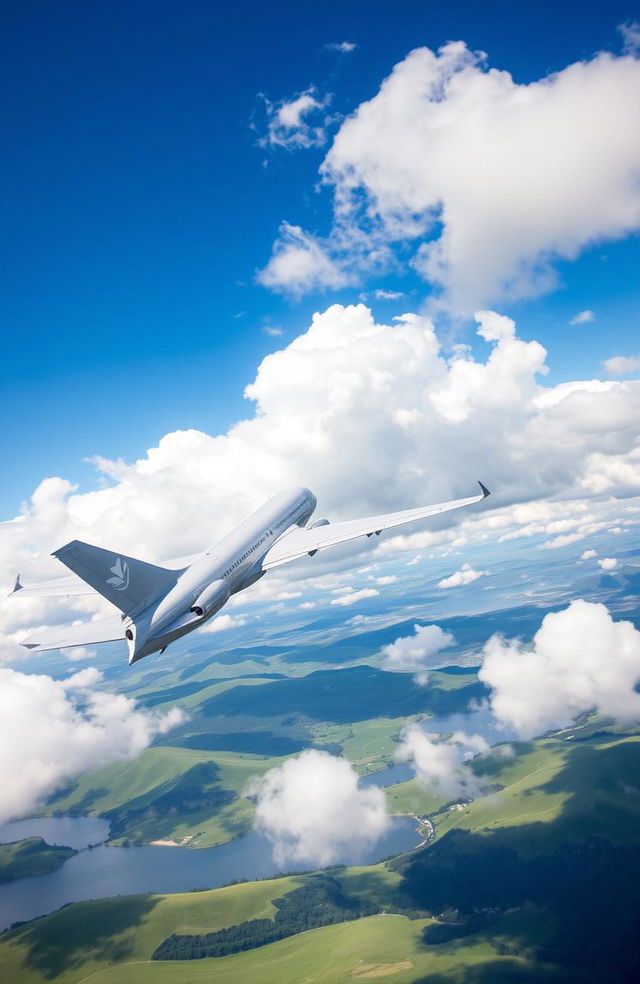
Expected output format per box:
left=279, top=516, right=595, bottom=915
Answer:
left=261, top=482, right=490, bottom=571
left=8, top=573, right=95, bottom=599
left=21, top=615, right=126, bottom=653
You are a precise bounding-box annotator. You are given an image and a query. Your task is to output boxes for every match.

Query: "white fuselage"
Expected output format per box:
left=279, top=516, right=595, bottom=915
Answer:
left=125, top=486, right=316, bottom=663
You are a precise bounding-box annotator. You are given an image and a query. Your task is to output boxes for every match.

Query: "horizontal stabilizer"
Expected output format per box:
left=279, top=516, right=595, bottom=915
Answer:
left=22, top=615, right=125, bottom=653
left=53, top=540, right=179, bottom=615
left=8, top=573, right=94, bottom=599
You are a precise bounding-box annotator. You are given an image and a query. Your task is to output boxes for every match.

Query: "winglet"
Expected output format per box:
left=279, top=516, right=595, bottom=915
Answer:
left=478, top=481, right=491, bottom=499
left=8, top=573, right=22, bottom=597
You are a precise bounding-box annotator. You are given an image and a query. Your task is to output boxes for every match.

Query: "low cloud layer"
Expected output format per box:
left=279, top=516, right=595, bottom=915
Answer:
left=0, top=667, right=184, bottom=823
left=397, top=724, right=489, bottom=801
left=479, top=599, right=640, bottom=739
left=330, top=587, right=379, bottom=607
left=598, top=557, right=618, bottom=571
left=261, top=41, right=640, bottom=310
left=246, top=749, right=390, bottom=866
left=438, top=563, right=487, bottom=589
left=382, top=623, right=454, bottom=684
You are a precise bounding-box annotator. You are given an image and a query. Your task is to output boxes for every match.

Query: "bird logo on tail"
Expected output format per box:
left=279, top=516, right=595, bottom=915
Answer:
left=107, top=558, right=130, bottom=591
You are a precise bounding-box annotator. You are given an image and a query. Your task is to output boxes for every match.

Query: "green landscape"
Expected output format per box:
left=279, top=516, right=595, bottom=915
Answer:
left=2, top=668, right=639, bottom=984
left=40, top=663, right=486, bottom=847
left=2, top=595, right=640, bottom=984
left=0, top=840, right=76, bottom=885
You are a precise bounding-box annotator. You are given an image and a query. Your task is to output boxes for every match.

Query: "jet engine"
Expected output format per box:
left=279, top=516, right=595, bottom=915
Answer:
left=307, top=518, right=329, bottom=555
left=191, top=579, right=230, bottom=618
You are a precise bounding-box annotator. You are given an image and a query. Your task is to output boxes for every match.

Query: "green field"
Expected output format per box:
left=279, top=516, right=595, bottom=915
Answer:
left=45, top=747, right=287, bottom=847
left=0, top=868, right=578, bottom=984
left=387, top=733, right=640, bottom=852
left=3, top=730, right=639, bottom=982
left=0, top=839, right=76, bottom=884
left=0, top=877, right=301, bottom=984
left=39, top=663, right=485, bottom=848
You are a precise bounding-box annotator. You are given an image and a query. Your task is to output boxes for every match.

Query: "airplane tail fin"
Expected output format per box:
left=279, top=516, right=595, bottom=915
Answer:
left=52, top=540, right=179, bottom=615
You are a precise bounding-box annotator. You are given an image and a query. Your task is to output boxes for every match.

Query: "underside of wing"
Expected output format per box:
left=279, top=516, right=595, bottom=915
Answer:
left=21, top=615, right=126, bottom=653
left=261, top=482, right=490, bottom=571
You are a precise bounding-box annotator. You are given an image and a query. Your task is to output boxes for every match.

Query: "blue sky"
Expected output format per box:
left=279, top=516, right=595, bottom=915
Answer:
left=1, top=0, right=639, bottom=514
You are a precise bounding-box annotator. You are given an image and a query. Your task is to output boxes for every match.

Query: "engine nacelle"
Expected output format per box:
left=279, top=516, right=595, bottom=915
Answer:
left=307, top=518, right=329, bottom=556
left=191, top=579, right=230, bottom=618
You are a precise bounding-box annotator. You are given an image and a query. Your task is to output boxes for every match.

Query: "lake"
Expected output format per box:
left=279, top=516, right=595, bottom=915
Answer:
left=0, top=704, right=512, bottom=932
left=0, top=817, right=419, bottom=932
left=362, top=704, right=515, bottom=788
left=0, top=816, right=110, bottom=851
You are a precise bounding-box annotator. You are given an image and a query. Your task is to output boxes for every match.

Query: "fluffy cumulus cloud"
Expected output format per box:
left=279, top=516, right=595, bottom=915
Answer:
left=260, top=88, right=333, bottom=151
left=2, top=303, right=640, bottom=657
left=0, top=666, right=184, bottom=822
left=261, top=41, right=640, bottom=310
left=257, top=222, right=349, bottom=295
left=397, top=724, right=489, bottom=801
left=200, top=613, right=246, bottom=634
left=382, top=623, right=454, bottom=684
left=438, top=563, right=487, bottom=589
left=479, top=600, right=640, bottom=739
left=598, top=557, right=618, bottom=571
left=246, top=749, right=390, bottom=865
left=603, top=355, right=640, bottom=376
left=330, top=587, right=379, bottom=607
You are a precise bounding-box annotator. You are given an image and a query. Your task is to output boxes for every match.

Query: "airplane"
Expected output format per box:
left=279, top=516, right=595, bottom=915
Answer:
left=10, top=482, right=490, bottom=665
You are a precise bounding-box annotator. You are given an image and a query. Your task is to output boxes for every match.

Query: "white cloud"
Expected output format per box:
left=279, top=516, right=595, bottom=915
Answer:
left=61, top=666, right=103, bottom=689
left=598, top=557, right=618, bottom=571
left=330, top=587, right=379, bottom=607
left=326, top=41, right=357, bottom=54
left=261, top=88, right=332, bottom=150
left=569, top=309, right=595, bottom=325
left=3, top=303, right=640, bottom=658
left=438, top=563, right=487, bottom=589
left=0, top=667, right=184, bottom=823
left=619, top=21, right=640, bottom=54
left=381, top=623, right=454, bottom=684
left=532, top=378, right=615, bottom=409
left=396, top=725, right=488, bottom=800
left=262, top=42, right=640, bottom=310
left=376, top=574, right=398, bottom=585
left=200, top=613, right=246, bottom=634
left=246, top=749, right=390, bottom=865
left=580, top=549, right=598, bottom=560
left=257, top=223, right=349, bottom=295
left=373, top=288, right=403, bottom=300
left=263, top=324, right=284, bottom=338
left=603, top=355, right=640, bottom=376
left=479, top=600, right=640, bottom=739
left=64, top=646, right=98, bottom=662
